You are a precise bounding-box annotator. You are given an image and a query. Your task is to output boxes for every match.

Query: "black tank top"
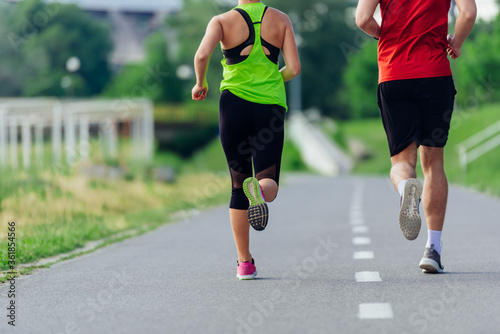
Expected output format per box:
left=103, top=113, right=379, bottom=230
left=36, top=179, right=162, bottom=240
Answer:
left=222, top=7, right=281, bottom=66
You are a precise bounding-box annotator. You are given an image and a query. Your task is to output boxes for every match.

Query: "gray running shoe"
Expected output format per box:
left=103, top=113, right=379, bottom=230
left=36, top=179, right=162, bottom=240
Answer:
left=419, top=244, right=444, bottom=273
left=399, top=178, right=423, bottom=240
left=243, top=177, right=268, bottom=231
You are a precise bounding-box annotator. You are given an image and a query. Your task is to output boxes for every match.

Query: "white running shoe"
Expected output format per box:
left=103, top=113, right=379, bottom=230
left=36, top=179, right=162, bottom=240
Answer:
left=399, top=178, right=423, bottom=240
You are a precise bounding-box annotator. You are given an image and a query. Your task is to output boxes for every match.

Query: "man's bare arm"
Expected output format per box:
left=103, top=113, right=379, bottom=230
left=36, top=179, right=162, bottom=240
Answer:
left=355, top=0, right=380, bottom=39
left=447, top=0, right=477, bottom=59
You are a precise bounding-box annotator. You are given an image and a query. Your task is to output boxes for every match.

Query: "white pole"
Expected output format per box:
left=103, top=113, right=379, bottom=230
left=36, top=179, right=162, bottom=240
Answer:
left=79, top=114, right=89, bottom=161
left=100, top=118, right=111, bottom=158
left=132, top=115, right=141, bottom=160
left=53, top=101, right=63, bottom=165
left=9, top=117, right=18, bottom=169
left=0, top=110, right=6, bottom=168
left=22, top=117, right=31, bottom=169
left=65, top=112, right=77, bottom=166
left=35, top=121, right=44, bottom=167
left=109, top=121, right=118, bottom=158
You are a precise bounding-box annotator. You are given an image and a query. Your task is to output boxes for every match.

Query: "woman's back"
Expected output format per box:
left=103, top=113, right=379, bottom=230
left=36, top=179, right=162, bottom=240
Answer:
left=191, top=0, right=300, bottom=102
left=219, top=6, right=289, bottom=54
left=219, top=3, right=290, bottom=109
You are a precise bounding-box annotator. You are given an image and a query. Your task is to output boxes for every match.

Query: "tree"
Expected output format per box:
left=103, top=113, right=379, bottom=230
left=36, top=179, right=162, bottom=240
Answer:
left=448, top=12, right=500, bottom=109
left=337, top=40, right=379, bottom=119
left=102, top=32, right=184, bottom=103
left=0, top=0, right=112, bottom=97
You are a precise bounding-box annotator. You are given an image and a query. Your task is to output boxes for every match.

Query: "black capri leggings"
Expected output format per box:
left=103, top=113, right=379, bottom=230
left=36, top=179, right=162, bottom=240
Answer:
left=219, top=90, right=286, bottom=210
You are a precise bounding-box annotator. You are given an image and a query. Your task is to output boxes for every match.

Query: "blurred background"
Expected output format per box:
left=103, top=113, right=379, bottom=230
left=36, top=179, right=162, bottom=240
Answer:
left=0, top=0, right=499, bottom=276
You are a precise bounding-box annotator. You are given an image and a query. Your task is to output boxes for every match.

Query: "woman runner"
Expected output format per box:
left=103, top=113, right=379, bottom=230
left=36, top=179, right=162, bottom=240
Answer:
left=192, top=0, right=300, bottom=279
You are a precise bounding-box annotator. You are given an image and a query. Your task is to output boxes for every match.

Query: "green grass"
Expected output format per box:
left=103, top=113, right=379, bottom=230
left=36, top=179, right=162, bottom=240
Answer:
left=154, top=101, right=219, bottom=124
left=333, top=103, right=500, bottom=196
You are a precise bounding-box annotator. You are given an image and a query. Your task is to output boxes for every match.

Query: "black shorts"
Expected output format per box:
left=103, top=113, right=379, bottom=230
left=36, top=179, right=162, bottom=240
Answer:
left=219, top=90, right=285, bottom=187
left=377, top=76, right=457, bottom=157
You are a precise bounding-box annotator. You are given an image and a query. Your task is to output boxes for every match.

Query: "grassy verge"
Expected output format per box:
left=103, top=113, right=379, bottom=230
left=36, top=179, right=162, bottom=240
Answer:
left=0, top=123, right=307, bottom=273
left=0, top=170, right=228, bottom=272
left=333, top=103, right=500, bottom=196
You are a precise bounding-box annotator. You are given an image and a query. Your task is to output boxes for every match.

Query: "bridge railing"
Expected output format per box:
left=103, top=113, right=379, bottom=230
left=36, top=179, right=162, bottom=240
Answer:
left=0, top=98, right=154, bottom=170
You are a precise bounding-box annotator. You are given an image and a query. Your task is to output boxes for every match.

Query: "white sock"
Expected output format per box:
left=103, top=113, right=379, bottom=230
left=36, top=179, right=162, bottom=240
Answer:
left=398, top=180, right=408, bottom=197
left=426, top=230, right=442, bottom=254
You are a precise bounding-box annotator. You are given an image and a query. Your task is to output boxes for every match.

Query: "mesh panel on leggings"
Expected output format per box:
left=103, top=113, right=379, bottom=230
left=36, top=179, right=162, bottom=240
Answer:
left=255, top=164, right=277, bottom=184
left=230, top=168, right=252, bottom=189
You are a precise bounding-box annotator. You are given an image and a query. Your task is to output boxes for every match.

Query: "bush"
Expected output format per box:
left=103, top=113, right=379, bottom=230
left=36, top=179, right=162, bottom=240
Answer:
left=337, top=39, right=379, bottom=119
left=158, top=124, right=219, bottom=158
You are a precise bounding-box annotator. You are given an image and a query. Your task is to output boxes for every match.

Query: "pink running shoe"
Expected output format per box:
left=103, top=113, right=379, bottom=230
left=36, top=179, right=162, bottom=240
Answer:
left=236, top=259, right=257, bottom=280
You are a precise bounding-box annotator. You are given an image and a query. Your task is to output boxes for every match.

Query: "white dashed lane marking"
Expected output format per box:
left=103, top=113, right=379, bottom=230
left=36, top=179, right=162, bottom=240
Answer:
left=355, top=271, right=382, bottom=282
left=350, top=218, right=365, bottom=225
left=351, top=184, right=393, bottom=321
left=352, top=225, right=369, bottom=233
left=353, top=251, right=374, bottom=260
left=358, top=303, right=394, bottom=319
left=352, top=237, right=371, bottom=245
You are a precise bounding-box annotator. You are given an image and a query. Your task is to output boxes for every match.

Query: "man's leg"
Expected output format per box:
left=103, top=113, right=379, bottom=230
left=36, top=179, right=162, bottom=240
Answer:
left=390, top=142, right=423, bottom=240
left=420, top=146, right=447, bottom=249
left=418, top=146, right=447, bottom=273
left=390, top=141, right=418, bottom=191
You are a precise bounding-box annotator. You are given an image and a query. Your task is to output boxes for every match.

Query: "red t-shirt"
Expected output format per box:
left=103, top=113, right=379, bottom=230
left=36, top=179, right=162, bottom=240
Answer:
left=378, top=0, right=452, bottom=83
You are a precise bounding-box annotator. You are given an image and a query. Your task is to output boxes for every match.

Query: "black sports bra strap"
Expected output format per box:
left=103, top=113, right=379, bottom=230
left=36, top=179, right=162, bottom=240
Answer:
left=234, top=8, right=255, bottom=28
left=223, top=6, right=280, bottom=65
left=262, top=6, right=269, bottom=20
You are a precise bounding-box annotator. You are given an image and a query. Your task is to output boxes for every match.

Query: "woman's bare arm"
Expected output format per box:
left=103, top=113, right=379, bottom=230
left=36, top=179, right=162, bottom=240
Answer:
left=192, top=17, right=223, bottom=101
left=280, top=15, right=301, bottom=82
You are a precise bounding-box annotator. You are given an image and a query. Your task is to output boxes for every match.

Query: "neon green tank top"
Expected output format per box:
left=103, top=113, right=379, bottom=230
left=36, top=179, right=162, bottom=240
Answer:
left=220, top=2, right=287, bottom=111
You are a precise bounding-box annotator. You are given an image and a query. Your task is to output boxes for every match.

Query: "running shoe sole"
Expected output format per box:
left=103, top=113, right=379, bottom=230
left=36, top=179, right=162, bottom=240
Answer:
left=237, top=270, right=258, bottom=280
left=243, top=177, right=268, bottom=231
left=419, top=258, right=444, bottom=273
left=399, top=178, right=423, bottom=240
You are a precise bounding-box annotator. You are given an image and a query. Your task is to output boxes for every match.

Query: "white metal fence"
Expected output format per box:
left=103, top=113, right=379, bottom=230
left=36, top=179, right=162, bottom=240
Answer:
left=0, top=98, right=154, bottom=169
left=457, top=120, right=500, bottom=173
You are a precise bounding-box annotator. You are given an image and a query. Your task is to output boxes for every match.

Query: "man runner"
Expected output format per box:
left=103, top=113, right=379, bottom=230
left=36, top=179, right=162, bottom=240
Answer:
left=356, top=0, right=477, bottom=273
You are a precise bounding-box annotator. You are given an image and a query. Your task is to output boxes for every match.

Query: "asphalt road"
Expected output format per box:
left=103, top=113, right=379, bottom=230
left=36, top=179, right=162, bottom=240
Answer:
left=1, top=175, right=500, bottom=334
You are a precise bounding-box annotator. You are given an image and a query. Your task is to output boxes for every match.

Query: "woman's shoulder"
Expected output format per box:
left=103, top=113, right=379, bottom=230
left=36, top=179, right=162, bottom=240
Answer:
left=216, top=8, right=245, bottom=23
left=265, top=7, right=289, bottom=19
left=264, top=7, right=292, bottom=26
